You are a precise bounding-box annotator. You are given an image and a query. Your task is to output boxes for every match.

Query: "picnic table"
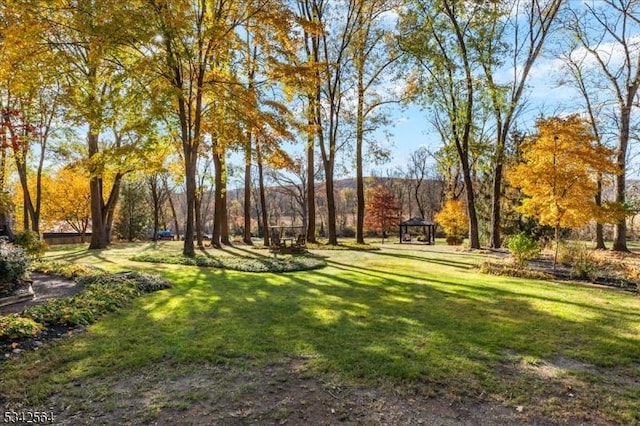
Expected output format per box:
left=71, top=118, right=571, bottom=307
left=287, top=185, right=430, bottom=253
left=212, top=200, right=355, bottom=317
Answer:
left=270, top=234, right=307, bottom=255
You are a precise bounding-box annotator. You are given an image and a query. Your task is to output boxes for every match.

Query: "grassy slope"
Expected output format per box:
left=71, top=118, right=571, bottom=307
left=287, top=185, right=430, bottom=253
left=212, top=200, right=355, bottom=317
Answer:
left=2, top=242, right=639, bottom=421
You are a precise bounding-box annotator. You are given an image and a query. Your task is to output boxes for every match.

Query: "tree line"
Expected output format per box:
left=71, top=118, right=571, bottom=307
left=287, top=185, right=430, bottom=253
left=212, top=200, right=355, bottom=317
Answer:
left=1, top=0, right=639, bottom=255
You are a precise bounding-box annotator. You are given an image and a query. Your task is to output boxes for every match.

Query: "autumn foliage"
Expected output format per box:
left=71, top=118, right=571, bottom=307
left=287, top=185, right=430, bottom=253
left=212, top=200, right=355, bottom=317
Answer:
left=507, top=115, right=620, bottom=230
left=434, top=200, right=468, bottom=245
left=507, top=115, right=621, bottom=264
left=41, top=168, right=91, bottom=241
left=365, top=185, right=400, bottom=239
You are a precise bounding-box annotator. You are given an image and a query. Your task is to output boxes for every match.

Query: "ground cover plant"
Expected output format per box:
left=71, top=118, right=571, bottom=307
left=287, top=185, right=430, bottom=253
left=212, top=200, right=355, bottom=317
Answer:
left=130, top=252, right=326, bottom=273
left=0, top=242, right=638, bottom=424
left=1, top=269, right=172, bottom=339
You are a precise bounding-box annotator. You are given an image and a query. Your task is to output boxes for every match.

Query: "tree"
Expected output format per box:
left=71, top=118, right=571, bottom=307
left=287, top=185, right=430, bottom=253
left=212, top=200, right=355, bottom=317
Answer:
left=269, top=155, right=309, bottom=233
left=434, top=199, right=468, bottom=245
left=114, top=178, right=150, bottom=242
left=365, top=184, right=400, bottom=242
left=406, top=146, right=444, bottom=221
left=350, top=0, right=401, bottom=244
left=311, top=0, right=363, bottom=245
left=296, top=0, right=324, bottom=245
left=34, top=1, right=149, bottom=250
left=567, top=0, right=640, bottom=252
left=147, top=173, right=169, bottom=242
left=0, top=3, right=63, bottom=235
left=144, top=0, right=244, bottom=256
left=507, top=115, right=620, bottom=267
left=41, top=167, right=91, bottom=242
left=559, top=41, right=611, bottom=249
left=399, top=0, right=495, bottom=249
left=483, top=0, right=563, bottom=249
left=145, top=0, right=298, bottom=255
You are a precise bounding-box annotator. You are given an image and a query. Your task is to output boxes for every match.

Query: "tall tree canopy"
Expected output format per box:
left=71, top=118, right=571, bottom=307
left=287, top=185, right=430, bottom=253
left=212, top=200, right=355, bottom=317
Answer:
left=507, top=115, right=620, bottom=264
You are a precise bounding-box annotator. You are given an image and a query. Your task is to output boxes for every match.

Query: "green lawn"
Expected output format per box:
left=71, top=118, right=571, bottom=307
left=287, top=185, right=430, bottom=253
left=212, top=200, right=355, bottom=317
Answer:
left=2, top=241, right=639, bottom=423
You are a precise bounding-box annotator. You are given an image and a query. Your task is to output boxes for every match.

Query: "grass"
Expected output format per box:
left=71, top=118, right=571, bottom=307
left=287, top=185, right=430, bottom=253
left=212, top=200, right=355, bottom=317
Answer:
left=2, top=241, right=639, bottom=422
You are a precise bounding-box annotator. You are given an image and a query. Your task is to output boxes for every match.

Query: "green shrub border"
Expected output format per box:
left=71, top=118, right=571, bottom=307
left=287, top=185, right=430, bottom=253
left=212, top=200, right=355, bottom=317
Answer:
left=1, top=270, right=172, bottom=340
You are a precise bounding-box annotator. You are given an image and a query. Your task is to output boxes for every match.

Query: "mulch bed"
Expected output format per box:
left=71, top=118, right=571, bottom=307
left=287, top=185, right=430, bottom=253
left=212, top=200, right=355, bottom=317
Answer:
left=527, top=258, right=639, bottom=292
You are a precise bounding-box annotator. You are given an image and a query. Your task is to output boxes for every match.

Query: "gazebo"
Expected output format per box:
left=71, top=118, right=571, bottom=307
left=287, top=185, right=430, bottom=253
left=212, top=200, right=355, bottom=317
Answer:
left=399, top=217, right=435, bottom=245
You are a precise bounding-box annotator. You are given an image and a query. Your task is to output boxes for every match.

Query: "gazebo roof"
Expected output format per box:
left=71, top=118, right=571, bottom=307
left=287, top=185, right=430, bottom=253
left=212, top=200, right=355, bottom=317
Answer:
left=400, top=217, right=434, bottom=226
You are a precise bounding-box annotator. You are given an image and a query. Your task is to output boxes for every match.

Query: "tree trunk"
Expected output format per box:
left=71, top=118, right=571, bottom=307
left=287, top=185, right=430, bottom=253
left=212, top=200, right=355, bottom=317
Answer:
left=355, top=66, right=366, bottom=245
left=612, top=170, right=628, bottom=252
left=463, top=171, right=480, bottom=249
left=195, top=190, right=203, bottom=248
left=150, top=177, right=161, bottom=241
left=595, top=177, right=606, bottom=249
left=553, top=224, right=560, bottom=271
left=183, top=144, right=197, bottom=257
left=256, top=140, right=270, bottom=246
left=306, top=96, right=317, bottom=244
left=16, top=155, right=37, bottom=233
left=243, top=134, right=253, bottom=244
left=612, top=107, right=630, bottom=252
left=167, top=191, right=180, bottom=240
left=104, top=176, right=122, bottom=244
left=489, top=155, right=504, bottom=248
left=88, top=132, right=107, bottom=249
left=324, top=159, right=338, bottom=245
left=212, top=148, right=223, bottom=249
left=220, top=151, right=231, bottom=246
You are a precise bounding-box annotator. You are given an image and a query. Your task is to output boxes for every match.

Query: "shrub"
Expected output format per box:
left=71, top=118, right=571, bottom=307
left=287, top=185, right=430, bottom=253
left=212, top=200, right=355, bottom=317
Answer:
left=0, top=315, right=43, bottom=339
left=13, top=231, right=47, bottom=259
left=446, top=235, right=464, bottom=245
left=479, top=261, right=553, bottom=280
left=507, top=233, right=541, bottom=266
left=340, top=227, right=356, bottom=238
left=0, top=240, right=30, bottom=296
left=559, top=242, right=599, bottom=281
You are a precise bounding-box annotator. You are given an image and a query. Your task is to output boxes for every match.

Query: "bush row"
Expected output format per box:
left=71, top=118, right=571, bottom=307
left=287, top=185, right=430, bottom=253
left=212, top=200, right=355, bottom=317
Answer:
left=0, top=271, right=172, bottom=339
left=130, top=253, right=327, bottom=272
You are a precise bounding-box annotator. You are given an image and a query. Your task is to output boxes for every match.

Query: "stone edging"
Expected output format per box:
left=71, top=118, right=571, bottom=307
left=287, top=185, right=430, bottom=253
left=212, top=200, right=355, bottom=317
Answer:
left=0, top=284, right=35, bottom=309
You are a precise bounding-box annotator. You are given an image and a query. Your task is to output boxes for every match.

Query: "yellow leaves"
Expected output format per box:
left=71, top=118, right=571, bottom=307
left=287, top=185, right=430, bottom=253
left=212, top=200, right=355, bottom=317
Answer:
left=41, top=167, right=91, bottom=230
left=507, top=114, right=621, bottom=229
left=434, top=199, right=468, bottom=237
left=264, top=145, right=295, bottom=170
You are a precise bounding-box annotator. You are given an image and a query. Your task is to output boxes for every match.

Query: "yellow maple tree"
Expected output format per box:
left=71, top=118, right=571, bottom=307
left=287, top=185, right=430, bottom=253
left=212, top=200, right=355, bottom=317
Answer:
left=434, top=199, right=468, bottom=245
left=507, top=114, right=621, bottom=265
left=41, top=168, right=92, bottom=241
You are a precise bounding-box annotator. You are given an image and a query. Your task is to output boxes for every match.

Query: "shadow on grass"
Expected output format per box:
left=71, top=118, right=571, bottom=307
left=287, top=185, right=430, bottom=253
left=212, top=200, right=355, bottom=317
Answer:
left=8, top=247, right=640, bottom=421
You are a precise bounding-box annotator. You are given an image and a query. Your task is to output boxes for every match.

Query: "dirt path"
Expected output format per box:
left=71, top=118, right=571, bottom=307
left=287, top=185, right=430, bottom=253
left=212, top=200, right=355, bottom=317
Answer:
left=46, top=359, right=542, bottom=426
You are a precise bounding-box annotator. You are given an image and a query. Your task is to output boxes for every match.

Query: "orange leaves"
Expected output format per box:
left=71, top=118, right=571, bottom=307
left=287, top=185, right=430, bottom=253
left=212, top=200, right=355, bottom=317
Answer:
left=507, top=115, right=621, bottom=229
left=365, top=184, right=400, bottom=234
